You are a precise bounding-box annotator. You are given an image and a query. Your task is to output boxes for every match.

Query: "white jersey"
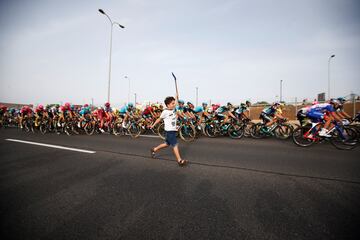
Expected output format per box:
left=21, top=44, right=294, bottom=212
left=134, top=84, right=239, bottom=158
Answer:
left=160, top=109, right=177, bottom=131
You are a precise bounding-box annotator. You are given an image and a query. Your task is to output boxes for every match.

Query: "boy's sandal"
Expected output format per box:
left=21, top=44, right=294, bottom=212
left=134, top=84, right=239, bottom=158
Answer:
left=150, top=148, right=156, bottom=158
left=177, top=159, right=188, bottom=166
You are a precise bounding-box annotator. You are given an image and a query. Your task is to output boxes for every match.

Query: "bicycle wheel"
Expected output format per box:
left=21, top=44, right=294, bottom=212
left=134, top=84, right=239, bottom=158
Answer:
left=84, top=121, right=95, bottom=135
left=274, top=124, right=292, bottom=140
left=157, top=123, right=166, bottom=140
left=179, top=124, right=196, bottom=142
left=244, top=122, right=254, bottom=137
left=39, top=122, right=48, bottom=134
left=64, top=122, right=73, bottom=136
left=204, top=123, right=219, bottom=138
left=128, top=123, right=141, bottom=138
left=112, top=121, right=124, bottom=136
left=250, top=123, right=265, bottom=139
left=228, top=124, right=244, bottom=139
left=292, top=126, right=315, bottom=147
left=330, top=126, right=358, bottom=150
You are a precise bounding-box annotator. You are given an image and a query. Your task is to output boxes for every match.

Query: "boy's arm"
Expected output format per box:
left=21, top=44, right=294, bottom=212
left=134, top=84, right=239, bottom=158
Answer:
left=151, top=117, right=162, bottom=129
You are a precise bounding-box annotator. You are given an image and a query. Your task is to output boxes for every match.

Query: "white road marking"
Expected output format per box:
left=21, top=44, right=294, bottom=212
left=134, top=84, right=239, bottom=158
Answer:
left=138, top=134, right=161, bottom=138
left=124, top=133, right=160, bottom=138
left=5, top=139, right=96, bottom=154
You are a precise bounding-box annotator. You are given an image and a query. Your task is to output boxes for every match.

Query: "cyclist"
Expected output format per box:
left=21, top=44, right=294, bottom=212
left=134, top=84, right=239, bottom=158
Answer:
left=104, top=102, right=114, bottom=127
left=306, top=99, right=343, bottom=137
left=78, top=104, right=91, bottom=128
left=234, top=101, right=251, bottom=120
left=34, top=104, right=47, bottom=127
left=58, top=103, right=71, bottom=127
left=260, top=102, right=285, bottom=132
left=335, top=97, right=352, bottom=121
left=184, top=102, right=196, bottom=120
left=215, top=103, right=236, bottom=126
left=121, top=103, right=135, bottom=128
left=154, top=104, right=164, bottom=118
left=19, top=105, right=33, bottom=129
left=142, top=104, right=156, bottom=126
left=0, top=105, right=8, bottom=121
left=94, top=106, right=106, bottom=132
left=175, top=100, right=186, bottom=119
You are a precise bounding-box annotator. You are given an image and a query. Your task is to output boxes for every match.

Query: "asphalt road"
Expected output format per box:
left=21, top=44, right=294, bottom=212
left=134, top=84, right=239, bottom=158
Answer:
left=0, top=128, right=359, bottom=240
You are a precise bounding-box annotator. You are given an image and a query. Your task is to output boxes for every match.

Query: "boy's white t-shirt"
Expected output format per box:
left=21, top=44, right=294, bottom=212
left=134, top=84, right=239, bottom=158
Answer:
left=160, top=108, right=177, bottom=131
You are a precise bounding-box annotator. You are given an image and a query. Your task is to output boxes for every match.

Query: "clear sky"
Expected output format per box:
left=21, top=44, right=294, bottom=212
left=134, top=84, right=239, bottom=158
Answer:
left=1, top=0, right=359, bottom=107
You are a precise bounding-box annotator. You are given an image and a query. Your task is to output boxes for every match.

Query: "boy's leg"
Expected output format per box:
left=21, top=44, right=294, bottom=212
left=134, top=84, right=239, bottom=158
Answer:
left=172, top=145, right=182, bottom=162
left=154, top=143, right=168, bottom=152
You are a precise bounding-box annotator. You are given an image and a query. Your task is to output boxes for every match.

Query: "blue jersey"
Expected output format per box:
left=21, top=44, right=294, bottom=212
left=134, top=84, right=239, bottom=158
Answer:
left=262, top=106, right=276, bottom=116
left=119, top=106, right=127, bottom=114
left=215, top=106, right=228, bottom=114
left=119, top=106, right=134, bottom=114
left=235, top=106, right=248, bottom=114
left=309, top=103, right=335, bottom=113
left=79, top=107, right=91, bottom=116
left=176, top=106, right=184, bottom=111
left=194, top=106, right=204, bottom=113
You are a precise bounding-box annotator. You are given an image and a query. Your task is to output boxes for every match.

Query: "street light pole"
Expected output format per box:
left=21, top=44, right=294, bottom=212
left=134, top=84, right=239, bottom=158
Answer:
left=328, top=54, right=335, bottom=100
left=280, top=80, right=283, bottom=102
left=134, top=93, right=137, bottom=105
left=98, top=9, right=125, bottom=103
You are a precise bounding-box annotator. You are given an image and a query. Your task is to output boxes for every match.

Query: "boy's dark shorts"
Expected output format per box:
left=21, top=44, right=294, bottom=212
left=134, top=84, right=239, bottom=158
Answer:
left=165, top=131, right=178, bottom=147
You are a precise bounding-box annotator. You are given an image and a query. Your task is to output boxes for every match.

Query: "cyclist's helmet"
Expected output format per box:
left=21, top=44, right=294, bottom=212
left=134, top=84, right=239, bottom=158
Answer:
left=55, top=104, right=60, bottom=108
left=337, top=97, right=346, bottom=104
left=38, top=104, right=44, bottom=110
left=273, top=102, right=280, bottom=106
left=178, top=100, right=184, bottom=104
left=245, top=100, right=251, bottom=106
left=329, top=98, right=339, bottom=105
left=212, top=104, right=220, bottom=111
left=227, top=102, right=233, bottom=107
left=202, top=102, right=208, bottom=106
left=83, top=104, right=89, bottom=108
left=127, top=102, right=134, bottom=108
left=105, top=102, right=110, bottom=108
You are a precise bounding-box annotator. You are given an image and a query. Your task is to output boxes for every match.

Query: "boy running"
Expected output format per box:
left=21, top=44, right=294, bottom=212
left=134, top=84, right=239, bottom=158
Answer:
left=150, top=95, right=188, bottom=167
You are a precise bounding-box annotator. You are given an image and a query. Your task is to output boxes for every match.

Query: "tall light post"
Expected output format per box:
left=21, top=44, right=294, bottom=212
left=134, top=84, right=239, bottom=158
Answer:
left=134, top=93, right=137, bottom=105
left=328, top=54, right=335, bottom=100
left=125, top=76, right=130, bottom=104
left=280, top=80, right=283, bottom=102
left=98, top=9, right=125, bottom=103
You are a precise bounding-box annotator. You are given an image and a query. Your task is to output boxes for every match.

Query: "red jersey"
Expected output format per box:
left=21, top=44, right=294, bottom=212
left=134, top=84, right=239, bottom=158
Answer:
left=143, top=106, right=153, bottom=115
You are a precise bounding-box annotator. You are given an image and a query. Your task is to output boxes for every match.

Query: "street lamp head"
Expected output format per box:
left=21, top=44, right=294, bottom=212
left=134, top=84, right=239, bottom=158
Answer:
left=98, top=9, right=106, bottom=15
left=118, top=24, right=125, bottom=28
left=331, top=54, right=335, bottom=58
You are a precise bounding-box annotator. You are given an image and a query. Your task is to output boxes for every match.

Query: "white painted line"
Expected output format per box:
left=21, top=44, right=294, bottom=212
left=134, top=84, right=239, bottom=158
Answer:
left=138, top=134, right=160, bottom=138
left=124, top=133, right=160, bottom=138
left=5, top=139, right=96, bottom=154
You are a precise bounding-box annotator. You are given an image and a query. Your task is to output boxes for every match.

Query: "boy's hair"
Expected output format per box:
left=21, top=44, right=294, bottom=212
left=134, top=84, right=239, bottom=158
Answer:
left=164, top=96, right=175, bottom=106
